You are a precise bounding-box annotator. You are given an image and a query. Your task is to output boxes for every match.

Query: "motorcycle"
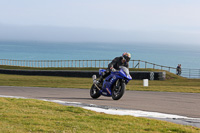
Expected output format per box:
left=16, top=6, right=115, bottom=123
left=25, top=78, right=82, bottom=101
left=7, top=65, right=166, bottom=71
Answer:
left=90, top=66, right=132, bottom=100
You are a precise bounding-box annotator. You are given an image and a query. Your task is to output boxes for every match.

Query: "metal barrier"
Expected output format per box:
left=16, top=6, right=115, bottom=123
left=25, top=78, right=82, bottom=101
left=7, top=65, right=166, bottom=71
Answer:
left=0, top=59, right=199, bottom=78
left=0, top=59, right=176, bottom=69
left=180, top=68, right=200, bottom=79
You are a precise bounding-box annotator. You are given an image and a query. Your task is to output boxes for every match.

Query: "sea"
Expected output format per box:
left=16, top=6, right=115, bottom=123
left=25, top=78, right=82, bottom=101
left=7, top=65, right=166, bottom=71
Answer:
left=0, top=41, right=200, bottom=69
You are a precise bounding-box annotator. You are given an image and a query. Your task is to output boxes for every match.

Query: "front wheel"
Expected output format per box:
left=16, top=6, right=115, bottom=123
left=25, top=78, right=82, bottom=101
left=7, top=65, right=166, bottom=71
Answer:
left=112, top=79, right=125, bottom=100
left=90, top=84, right=101, bottom=99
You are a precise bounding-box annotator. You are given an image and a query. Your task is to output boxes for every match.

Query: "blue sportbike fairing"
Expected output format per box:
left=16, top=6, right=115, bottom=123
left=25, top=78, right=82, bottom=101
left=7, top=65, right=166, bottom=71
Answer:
left=99, top=66, right=132, bottom=97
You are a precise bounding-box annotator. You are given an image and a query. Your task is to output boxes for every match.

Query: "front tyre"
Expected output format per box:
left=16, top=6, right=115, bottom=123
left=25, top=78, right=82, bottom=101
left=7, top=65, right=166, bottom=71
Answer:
left=112, top=79, right=125, bottom=100
left=90, top=84, right=101, bottom=99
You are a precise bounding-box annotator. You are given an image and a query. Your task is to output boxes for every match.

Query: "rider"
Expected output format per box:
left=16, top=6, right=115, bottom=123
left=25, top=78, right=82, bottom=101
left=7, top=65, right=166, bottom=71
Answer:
left=96, top=52, right=131, bottom=85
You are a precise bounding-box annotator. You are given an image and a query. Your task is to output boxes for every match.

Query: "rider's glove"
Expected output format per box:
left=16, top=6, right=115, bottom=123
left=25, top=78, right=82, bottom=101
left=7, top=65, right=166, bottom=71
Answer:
left=110, top=67, right=116, bottom=72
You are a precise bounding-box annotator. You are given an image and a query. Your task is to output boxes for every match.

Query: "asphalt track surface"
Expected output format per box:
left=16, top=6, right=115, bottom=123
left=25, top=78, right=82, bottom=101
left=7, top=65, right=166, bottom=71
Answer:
left=0, top=86, right=200, bottom=127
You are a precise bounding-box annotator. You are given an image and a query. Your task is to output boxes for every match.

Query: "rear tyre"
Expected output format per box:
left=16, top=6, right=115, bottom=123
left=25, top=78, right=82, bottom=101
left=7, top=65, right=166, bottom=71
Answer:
left=112, top=79, right=125, bottom=100
left=90, top=84, right=101, bottom=99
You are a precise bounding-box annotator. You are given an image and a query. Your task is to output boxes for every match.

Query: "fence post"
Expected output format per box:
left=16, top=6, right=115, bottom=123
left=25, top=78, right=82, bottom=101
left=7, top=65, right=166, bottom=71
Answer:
left=99, top=60, right=101, bottom=68
left=153, top=64, right=155, bottom=69
left=145, top=61, right=147, bottom=69
left=138, top=60, right=140, bottom=68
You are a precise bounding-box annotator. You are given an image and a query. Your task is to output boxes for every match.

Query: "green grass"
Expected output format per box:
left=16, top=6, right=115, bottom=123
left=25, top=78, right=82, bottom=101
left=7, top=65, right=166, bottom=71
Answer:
left=0, top=73, right=200, bottom=93
left=0, top=65, right=200, bottom=93
left=0, top=97, right=199, bottom=133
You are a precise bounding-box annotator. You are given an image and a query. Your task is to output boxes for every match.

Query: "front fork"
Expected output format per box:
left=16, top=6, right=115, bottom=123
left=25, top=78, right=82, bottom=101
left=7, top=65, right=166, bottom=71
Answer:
left=94, top=84, right=101, bottom=91
left=92, top=75, right=102, bottom=91
left=113, top=79, right=125, bottom=91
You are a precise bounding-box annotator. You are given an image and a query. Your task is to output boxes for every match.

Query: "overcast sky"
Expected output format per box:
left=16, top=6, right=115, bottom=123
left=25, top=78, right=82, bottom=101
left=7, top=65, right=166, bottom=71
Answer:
left=0, top=0, right=200, bottom=45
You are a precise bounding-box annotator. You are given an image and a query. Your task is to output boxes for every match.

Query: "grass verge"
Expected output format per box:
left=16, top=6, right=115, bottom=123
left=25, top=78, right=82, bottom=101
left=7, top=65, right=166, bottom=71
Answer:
left=0, top=97, right=199, bottom=133
left=0, top=73, right=200, bottom=93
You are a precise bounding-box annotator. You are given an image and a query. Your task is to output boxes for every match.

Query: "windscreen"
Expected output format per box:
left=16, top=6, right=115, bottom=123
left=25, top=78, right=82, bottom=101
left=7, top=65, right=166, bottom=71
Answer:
left=120, top=66, right=129, bottom=75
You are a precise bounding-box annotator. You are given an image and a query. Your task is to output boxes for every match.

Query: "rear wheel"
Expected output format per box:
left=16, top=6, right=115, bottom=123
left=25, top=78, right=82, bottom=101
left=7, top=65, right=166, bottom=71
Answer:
left=90, top=84, right=101, bottom=99
left=112, top=79, right=125, bottom=100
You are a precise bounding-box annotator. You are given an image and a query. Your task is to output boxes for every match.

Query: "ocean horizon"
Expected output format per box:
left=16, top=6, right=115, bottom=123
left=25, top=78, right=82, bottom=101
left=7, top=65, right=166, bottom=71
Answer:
left=0, top=40, right=200, bottom=69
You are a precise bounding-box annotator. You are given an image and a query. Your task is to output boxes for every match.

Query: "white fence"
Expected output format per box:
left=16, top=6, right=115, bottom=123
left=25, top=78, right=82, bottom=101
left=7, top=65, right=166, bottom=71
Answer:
left=0, top=59, right=199, bottom=78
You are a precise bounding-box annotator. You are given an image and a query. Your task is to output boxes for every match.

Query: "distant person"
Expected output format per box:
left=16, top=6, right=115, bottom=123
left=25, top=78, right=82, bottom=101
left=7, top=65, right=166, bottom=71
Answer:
left=179, top=64, right=182, bottom=75
left=176, top=64, right=181, bottom=75
left=176, top=64, right=180, bottom=75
